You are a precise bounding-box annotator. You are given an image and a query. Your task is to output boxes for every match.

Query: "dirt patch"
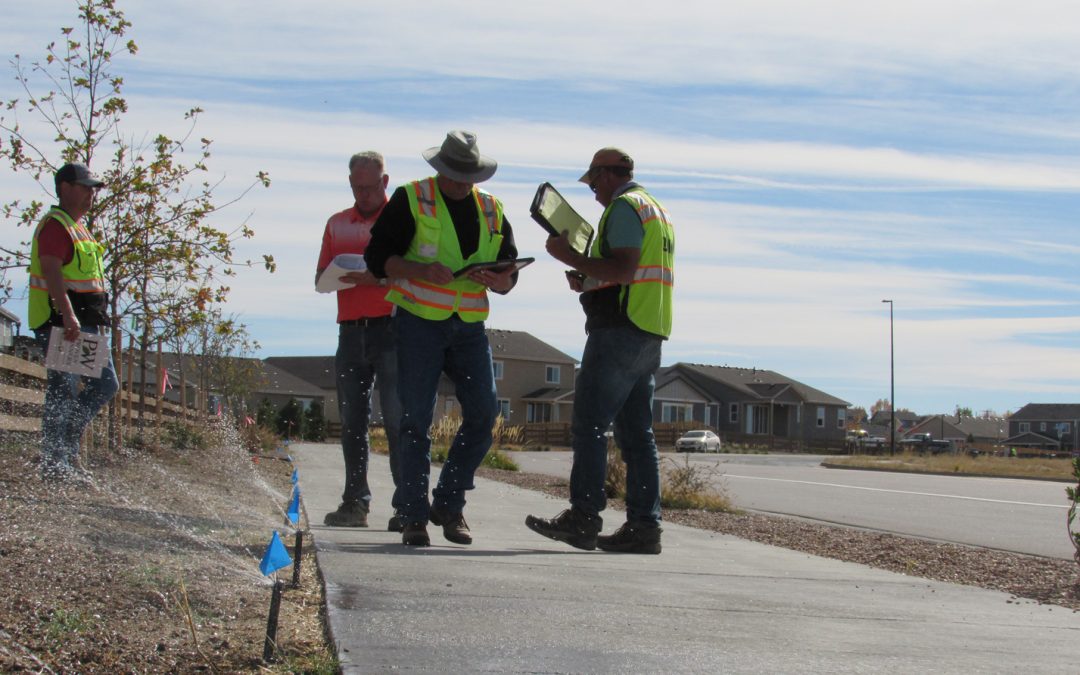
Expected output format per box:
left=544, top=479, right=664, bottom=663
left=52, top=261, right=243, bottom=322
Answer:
left=477, top=466, right=1080, bottom=611
left=0, top=427, right=332, bottom=673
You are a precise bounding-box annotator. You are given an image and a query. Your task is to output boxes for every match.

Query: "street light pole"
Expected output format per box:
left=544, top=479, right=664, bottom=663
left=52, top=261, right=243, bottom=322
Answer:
left=882, top=299, right=894, bottom=455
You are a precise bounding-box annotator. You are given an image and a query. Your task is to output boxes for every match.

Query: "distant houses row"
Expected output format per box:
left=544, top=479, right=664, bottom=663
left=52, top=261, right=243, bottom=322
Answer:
left=2, top=304, right=1074, bottom=453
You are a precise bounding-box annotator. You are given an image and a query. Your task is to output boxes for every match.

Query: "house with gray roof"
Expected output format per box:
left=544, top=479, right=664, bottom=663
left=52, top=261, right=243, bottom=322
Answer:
left=654, top=363, right=850, bottom=449
left=905, top=414, right=1007, bottom=445
left=266, top=328, right=579, bottom=432
left=1003, top=403, right=1080, bottom=453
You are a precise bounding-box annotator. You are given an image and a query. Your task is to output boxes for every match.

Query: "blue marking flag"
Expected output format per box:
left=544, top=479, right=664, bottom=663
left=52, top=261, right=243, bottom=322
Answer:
left=291, top=468, right=298, bottom=485
left=259, top=531, right=293, bottom=576
left=287, top=487, right=300, bottom=526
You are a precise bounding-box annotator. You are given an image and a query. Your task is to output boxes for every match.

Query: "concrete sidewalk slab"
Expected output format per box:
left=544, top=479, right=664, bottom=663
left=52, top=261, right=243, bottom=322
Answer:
left=291, top=442, right=1080, bottom=674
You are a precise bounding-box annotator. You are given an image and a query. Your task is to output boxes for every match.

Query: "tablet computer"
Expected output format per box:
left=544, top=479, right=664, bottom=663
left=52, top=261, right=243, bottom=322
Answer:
left=530, top=182, right=594, bottom=255
left=454, top=257, right=535, bottom=278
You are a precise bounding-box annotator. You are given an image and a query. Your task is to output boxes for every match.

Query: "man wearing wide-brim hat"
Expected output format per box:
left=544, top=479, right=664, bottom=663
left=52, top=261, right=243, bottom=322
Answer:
left=365, top=130, right=520, bottom=547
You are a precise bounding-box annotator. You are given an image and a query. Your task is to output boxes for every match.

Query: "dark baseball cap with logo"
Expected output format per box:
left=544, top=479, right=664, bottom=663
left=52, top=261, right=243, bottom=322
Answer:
left=55, top=162, right=105, bottom=188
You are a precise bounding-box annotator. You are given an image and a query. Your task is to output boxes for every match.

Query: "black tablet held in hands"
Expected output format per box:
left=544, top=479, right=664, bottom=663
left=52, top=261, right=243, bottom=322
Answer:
left=454, top=257, right=535, bottom=278
left=530, top=182, right=594, bottom=255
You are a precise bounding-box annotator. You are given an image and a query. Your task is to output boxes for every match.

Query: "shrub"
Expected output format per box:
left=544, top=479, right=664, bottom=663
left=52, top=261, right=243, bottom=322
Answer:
left=304, top=400, right=327, bottom=442
left=429, top=445, right=518, bottom=471
left=276, top=398, right=305, bottom=440
left=661, top=454, right=735, bottom=511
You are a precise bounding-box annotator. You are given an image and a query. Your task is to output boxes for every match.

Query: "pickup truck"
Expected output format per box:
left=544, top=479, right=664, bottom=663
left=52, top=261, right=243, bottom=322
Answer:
left=900, top=433, right=955, bottom=454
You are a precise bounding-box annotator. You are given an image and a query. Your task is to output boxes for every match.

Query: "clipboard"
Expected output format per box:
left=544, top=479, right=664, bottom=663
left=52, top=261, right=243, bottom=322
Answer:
left=529, top=182, right=594, bottom=255
left=454, top=257, right=535, bottom=278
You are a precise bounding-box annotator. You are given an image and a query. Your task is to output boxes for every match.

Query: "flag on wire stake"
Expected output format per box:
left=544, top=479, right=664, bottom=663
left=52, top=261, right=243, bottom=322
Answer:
left=287, top=487, right=300, bottom=526
left=259, top=531, right=293, bottom=577
left=158, top=367, right=171, bottom=396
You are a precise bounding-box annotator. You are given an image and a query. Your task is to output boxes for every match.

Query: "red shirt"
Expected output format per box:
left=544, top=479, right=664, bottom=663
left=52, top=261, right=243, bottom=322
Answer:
left=36, top=217, right=75, bottom=263
left=318, top=204, right=393, bottom=323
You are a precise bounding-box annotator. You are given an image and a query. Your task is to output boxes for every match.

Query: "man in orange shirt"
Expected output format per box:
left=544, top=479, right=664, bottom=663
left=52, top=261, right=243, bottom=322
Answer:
left=316, top=151, right=402, bottom=530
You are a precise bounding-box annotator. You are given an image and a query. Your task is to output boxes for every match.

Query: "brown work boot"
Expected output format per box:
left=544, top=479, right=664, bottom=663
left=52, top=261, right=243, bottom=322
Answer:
left=402, top=520, right=430, bottom=546
left=596, top=521, right=662, bottom=554
left=323, top=501, right=368, bottom=527
left=429, top=504, right=472, bottom=545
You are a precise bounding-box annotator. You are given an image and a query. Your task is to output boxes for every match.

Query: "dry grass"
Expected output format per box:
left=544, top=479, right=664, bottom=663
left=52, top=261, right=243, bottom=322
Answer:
left=824, top=451, right=1075, bottom=481
left=0, top=425, right=335, bottom=673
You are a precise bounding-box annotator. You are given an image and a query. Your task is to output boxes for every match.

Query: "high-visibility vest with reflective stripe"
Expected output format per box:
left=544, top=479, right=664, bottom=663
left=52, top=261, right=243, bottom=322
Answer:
left=585, top=186, right=674, bottom=338
left=28, top=207, right=107, bottom=329
left=385, top=177, right=504, bottom=322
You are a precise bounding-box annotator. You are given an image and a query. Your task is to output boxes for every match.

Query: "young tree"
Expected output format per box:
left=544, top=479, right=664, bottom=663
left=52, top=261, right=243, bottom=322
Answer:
left=276, top=398, right=305, bottom=441
left=304, top=399, right=327, bottom=442
left=1, top=1, right=274, bottom=448
left=255, top=397, right=277, bottom=431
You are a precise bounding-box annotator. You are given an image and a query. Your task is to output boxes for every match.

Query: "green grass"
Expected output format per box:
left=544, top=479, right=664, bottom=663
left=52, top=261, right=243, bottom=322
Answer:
left=824, top=451, right=1074, bottom=481
left=430, top=446, right=519, bottom=471
left=44, top=608, right=97, bottom=640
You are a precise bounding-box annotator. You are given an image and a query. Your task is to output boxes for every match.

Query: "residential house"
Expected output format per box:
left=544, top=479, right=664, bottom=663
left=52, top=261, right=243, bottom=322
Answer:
left=0, top=305, right=19, bottom=354
left=904, top=414, right=1007, bottom=446
left=266, top=328, right=579, bottom=432
left=869, top=409, right=921, bottom=433
left=655, top=363, right=850, bottom=448
left=1003, top=403, right=1080, bottom=453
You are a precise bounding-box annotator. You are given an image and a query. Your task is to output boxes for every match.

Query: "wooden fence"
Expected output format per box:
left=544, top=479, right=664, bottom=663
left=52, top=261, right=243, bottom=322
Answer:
left=0, top=350, right=201, bottom=447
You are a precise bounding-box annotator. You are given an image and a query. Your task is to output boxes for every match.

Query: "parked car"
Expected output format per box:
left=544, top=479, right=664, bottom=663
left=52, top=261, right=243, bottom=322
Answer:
left=675, top=430, right=721, bottom=452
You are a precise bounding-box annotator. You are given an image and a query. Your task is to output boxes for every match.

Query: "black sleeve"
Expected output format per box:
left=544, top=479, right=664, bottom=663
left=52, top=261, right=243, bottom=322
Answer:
left=364, top=186, right=416, bottom=278
left=493, top=216, right=520, bottom=295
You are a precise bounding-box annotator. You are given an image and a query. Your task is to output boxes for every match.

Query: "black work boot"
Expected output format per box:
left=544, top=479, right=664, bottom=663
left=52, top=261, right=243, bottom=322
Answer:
left=524, top=508, right=601, bottom=551
left=596, top=521, right=662, bottom=554
left=323, top=501, right=368, bottom=527
left=387, top=511, right=405, bottom=533
left=429, top=504, right=472, bottom=545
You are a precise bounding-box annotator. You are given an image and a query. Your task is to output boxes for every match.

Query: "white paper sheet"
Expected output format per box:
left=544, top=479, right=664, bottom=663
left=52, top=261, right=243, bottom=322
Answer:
left=44, top=326, right=110, bottom=377
left=316, top=254, right=368, bottom=293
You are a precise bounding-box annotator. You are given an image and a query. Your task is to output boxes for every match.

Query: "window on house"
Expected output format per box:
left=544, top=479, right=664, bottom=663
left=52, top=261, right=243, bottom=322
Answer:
left=729, top=403, right=738, bottom=423
left=661, top=403, right=692, bottom=423
left=836, top=408, right=846, bottom=429
left=1018, top=422, right=1030, bottom=433
left=527, top=402, right=552, bottom=423
left=497, top=398, right=511, bottom=420
left=492, top=360, right=504, bottom=381
left=816, top=407, right=825, bottom=428
left=1040, top=422, right=1047, bottom=432
left=545, top=365, right=560, bottom=384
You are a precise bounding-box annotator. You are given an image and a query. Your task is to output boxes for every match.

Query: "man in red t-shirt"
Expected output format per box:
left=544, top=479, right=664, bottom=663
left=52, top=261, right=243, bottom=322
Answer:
left=316, top=151, right=402, bottom=530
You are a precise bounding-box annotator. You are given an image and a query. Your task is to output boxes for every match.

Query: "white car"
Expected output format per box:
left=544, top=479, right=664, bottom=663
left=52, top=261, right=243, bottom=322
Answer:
left=675, top=429, right=721, bottom=452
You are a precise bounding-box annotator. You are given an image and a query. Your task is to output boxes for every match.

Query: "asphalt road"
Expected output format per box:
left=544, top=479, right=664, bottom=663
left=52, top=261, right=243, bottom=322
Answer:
left=511, top=451, right=1075, bottom=559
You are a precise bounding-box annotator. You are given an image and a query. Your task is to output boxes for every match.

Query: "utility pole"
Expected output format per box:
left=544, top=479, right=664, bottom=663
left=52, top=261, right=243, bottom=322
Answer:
left=882, top=299, right=895, bottom=455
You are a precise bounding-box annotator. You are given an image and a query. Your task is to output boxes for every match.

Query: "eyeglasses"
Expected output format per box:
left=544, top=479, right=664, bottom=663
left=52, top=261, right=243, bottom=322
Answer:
left=350, top=180, right=385, bottom=194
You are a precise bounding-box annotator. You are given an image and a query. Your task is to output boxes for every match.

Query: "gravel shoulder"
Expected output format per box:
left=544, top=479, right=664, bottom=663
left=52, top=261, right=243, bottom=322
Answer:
left=477, top=465, right=1080, bottom=612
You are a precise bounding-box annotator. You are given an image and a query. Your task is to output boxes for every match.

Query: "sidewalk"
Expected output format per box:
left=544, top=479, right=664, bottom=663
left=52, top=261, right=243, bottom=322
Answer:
left=291, top=442, right=1080, bottom=674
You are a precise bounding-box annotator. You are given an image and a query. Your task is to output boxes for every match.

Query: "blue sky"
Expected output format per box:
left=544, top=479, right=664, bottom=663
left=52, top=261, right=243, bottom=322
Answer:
left=4, top=1, right=1080, bottom=416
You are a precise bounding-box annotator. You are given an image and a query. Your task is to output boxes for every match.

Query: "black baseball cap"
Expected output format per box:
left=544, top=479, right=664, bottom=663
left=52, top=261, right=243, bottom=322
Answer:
left=55, top=162, right=105, bottom=188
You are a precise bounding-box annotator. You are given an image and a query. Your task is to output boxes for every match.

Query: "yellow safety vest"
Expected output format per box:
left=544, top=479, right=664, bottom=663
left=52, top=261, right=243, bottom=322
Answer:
left=385, top=177, right=504, bottom=322
left=582, top=186, right=674, bottom=338
left=27, top=207, right=107, bottom=329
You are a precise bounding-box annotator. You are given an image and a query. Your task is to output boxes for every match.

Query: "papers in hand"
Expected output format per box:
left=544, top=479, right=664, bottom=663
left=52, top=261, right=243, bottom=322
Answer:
left=530, top=182, right=594, bottom=255
left=45, top=326, right=110, bottom=377
left=316, top=254, right=368, bottom=293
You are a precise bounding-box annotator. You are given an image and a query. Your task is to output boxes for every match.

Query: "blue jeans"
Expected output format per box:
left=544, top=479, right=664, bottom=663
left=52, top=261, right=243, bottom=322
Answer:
left=336, top=316, right=402, bottom=506
left=392, top=310, right=498, bottom=521
left=569, top=325, right=663, bottom=526
left=35, top=326, right=120, bottom=468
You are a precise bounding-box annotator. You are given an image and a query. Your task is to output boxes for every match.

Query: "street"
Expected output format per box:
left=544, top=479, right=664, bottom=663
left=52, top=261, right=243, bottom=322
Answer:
left=510, top=451, right=1075, bottom=559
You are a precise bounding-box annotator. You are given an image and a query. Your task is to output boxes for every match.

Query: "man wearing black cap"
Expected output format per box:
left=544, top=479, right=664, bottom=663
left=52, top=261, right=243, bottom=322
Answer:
left=27, top=162, right=119, bottom=483
left=365, top=130, right=519, bottom=546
